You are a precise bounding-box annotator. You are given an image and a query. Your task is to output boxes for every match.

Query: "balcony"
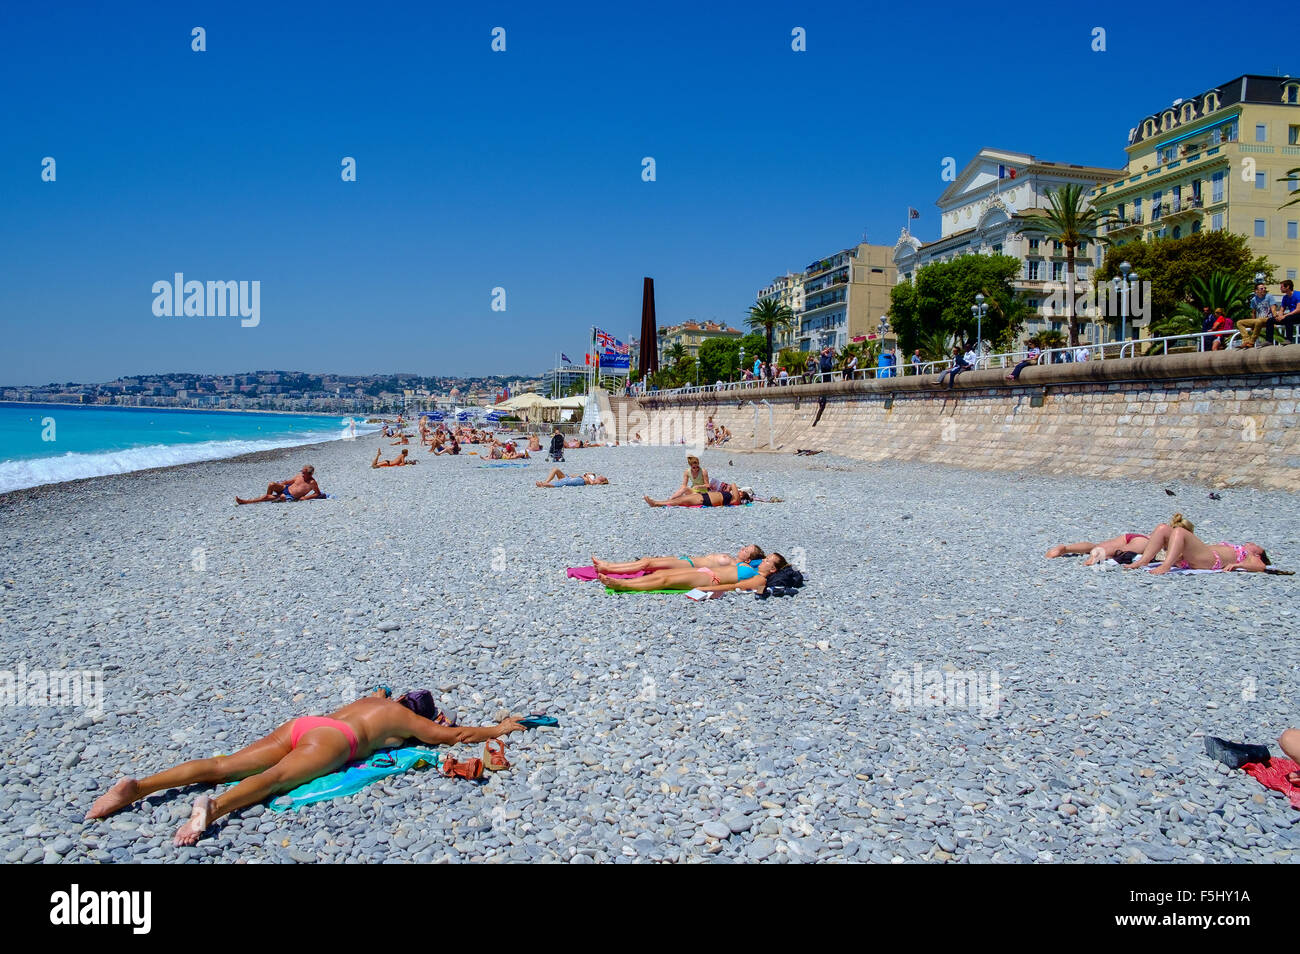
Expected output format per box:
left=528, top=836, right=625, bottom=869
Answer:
left=1106, top=216, right=1143, bottom=235
left=1162, top=198, right=1204, bottom=220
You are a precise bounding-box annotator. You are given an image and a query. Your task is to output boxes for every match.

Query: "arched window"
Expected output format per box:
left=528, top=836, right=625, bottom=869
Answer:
left=1142, top=118, right=1157, bottom=140
left=1172, top=225, right=1182, bottom=238
left=1203, top=90, right=1220, bottom=113
left=1161, top=110, right=1176, bottom=131
left=1284, top=82, right=1300, bottom=105
left=1179, top=102, right=1197, bottom=124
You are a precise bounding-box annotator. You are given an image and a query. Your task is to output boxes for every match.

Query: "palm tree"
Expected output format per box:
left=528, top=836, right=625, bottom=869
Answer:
left=916, top=328, right=954, bottom=363
left=1017, top=183, right=1117, bottom=347
left=1280, top=168, right=1300, bottom=209
left=665, top=342, right=688, bottom=366
left=746, top=298, right=796, bottom=366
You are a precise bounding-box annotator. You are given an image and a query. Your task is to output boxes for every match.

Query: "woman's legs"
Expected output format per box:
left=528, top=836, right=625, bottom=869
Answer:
left=175, top=732, right=351, bottom=845
left=1128, top=525, right=1174, bottom=569
left=1279, top=729, right=1300, bottom=784
left=1149, top=526, right=1214, bottom=575
left=599, top=568, right=704, bottom=591
left=87, top=722, right=293, bottom=819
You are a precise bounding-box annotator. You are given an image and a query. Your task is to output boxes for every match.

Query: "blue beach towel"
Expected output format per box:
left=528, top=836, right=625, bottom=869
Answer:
left=477, top=461, right=531, bottom=469
left=266, top=746, right=445, bottom=812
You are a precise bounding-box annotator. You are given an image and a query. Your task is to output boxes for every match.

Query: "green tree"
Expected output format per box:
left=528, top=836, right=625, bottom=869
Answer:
left=1096, top=230, right=1272, bottom=329
left=1016, top=183, right=1116, bottom=346
left=889, top=254, right=1028, bottom=352
left=746, top=298, right=796, bottom=366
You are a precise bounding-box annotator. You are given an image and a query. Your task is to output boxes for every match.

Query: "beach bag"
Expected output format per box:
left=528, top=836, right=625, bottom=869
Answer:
left=767, top=566, right=804, bottom=590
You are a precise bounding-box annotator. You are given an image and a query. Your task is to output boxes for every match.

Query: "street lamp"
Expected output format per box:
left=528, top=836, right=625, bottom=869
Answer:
left=738, top=346, right=745, bottom=383
left=1114, top=261, right=1139, bottom=343
left=971, top=293, right=988, bottom=359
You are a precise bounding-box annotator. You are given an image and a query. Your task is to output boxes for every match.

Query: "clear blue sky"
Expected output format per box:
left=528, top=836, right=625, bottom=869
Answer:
left=0, top=0, right=1284, bottom=384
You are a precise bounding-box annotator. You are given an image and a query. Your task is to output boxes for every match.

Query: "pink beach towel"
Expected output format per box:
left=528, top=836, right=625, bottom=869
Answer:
left=566, top=567, right=647, bottom=582
left=1243, top=758, right=1300, bottom=809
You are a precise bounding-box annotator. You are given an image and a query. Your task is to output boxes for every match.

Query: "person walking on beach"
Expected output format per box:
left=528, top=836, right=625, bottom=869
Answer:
left=235, top=465, right=323, bottom=504
left=85, top=689, right=525, bottom=846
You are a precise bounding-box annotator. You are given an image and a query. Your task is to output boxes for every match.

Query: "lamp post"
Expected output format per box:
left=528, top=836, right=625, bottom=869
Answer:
left=972, top=293, right=988, bottom=363
left=1114, top=260, right=1139, bottom=343
left=738, top=346, right=745, bottom=384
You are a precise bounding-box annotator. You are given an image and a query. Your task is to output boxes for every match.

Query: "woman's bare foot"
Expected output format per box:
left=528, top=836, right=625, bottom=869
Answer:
left=174, top=795, right=214, bottom=846
left=1084, top=546, right=1107, bottom=566
left=1148, top=565, right=1170, bottom=575
left=644, top=495, right=662, bottom=508
left=1287, top=770, right=1300, bottom=786
left=1045, top=545, right=1065, bottom=558
left=86, top=778, right=139, bottom=819
left=535, top=480, right=550, bottom=488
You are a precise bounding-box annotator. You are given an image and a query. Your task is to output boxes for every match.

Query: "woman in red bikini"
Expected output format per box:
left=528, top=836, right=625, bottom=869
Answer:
left=1045, top=514, right=1196, bottom=566
left=85, top=689, right=524, bottom=846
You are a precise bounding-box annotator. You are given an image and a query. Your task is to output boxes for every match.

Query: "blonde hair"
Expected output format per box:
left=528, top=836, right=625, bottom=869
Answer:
left=1170, top=513, right=1195, bottom=533
left=686, top=456, right=700, bottom=467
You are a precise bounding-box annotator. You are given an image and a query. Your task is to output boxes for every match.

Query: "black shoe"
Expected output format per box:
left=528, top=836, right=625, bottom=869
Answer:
left=1203, top=735, right=1270, bottom=769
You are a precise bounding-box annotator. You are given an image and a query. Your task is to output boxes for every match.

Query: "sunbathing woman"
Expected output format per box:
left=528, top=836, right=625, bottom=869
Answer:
left=536, top=467, right=608, bottom=487
left=665, top=455, right=709, bottom=502
left=600, top=553, right=786, bottom=593
left=1129, top=523, right=1273, bottom=575
left=644, top=483, right=752, bottom=507
left=373, top=448, right=417, bottom=467
left=592, top=544, right=764, bottom=574
left=85, top=689, right=524, bottom=846
left=1046, top=514, right=1193, bottom=565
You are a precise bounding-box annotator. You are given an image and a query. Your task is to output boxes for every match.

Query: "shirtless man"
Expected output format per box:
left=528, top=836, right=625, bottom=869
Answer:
left=235, top=465, right=323, bottom=504
left=85, top=689, right=525, bottom=846
left=592, top=544, right=765, bottom=574
left=373, top=448, right=417, bottom=468
left=535, top=468, right=608, bottom=487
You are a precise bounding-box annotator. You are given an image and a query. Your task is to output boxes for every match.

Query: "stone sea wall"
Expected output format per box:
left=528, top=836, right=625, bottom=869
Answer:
left=608, top=349, right=1300, bottom=490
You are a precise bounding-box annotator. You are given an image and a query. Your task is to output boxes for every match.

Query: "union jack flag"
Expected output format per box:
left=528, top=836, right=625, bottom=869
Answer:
left=594, top=328, right=616, bottom=348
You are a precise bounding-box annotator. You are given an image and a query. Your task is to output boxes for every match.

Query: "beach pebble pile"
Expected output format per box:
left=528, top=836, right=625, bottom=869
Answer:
left=1, top=435, right=1298, bottom=863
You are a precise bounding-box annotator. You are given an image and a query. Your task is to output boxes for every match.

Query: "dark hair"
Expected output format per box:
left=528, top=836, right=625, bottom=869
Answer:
left=1260, top=549, right=1272, bottom=566
left=770, top=553, right=788, bottom=572
left=398, top=689, right=438, bottom=721
left=749, top=545, right=765, bottom=559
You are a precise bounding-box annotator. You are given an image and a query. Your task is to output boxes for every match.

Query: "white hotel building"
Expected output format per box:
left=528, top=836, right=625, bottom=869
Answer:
left=893, top=148, right=1127, bottom=342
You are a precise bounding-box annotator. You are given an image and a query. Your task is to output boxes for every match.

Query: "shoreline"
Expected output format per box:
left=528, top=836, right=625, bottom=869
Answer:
left=0, top=400, right=351, bottom=419
left=0, top=433, right=362, bottom=505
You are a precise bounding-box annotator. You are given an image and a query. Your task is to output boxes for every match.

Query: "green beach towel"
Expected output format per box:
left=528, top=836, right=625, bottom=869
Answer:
left=266, top=746, right=445, bottom=812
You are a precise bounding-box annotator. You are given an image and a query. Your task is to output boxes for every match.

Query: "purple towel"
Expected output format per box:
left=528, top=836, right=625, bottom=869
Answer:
left=567, top=566, right=647, bottom=581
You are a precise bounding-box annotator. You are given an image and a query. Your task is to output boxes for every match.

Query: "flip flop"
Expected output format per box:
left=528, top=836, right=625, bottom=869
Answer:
left=442, top=756, right=484, bottom=781
left=483, top=739, right=511, bottom=772
left=518, top=715, right=559, bottom=729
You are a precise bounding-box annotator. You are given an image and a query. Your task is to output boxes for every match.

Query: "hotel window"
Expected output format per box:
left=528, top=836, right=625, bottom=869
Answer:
left=1052, top=262, right=1064, bottom=281
left=1256, top=172, right=1267, bottom=190
left=1028, top=238, right=1040, bottom=251
left=1256, top=123, right=1267, bottom=142
left=1291, top=222, right=1299, bottom=240
left=1172, top=226, right=1182, bottom=238
left=1212, top=213, right=1224, bottom=231
left=1255, top=219, right=1266, bottom=237
left=1291, top=125, right=1300, bottom=145
left=1289, top=270, right=1298, bottom=281
left=1134, top=197, right=1143, bottom=220
left=1027, top=261, right=1040, bottom=280
left=1211, top=172, right=1224, bottom=203
left=1191, top=220, right=1201, bottom=233
left=1152, top=190, right=1163, bottom=218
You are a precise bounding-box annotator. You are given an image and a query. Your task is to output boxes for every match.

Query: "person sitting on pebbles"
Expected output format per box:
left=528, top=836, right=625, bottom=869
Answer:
left=85, top=689, right=526, bottom=846
left=373, top=448, right=417, bottom=468
left=591, top=544, right=765, bottom=574
left=535, top=467, right=608, bottom=487
left=235, top=465, right=324, bottom=504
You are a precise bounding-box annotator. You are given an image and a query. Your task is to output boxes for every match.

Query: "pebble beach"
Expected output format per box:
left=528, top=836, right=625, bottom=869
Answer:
left=2, top=434, right=1298, bottom=864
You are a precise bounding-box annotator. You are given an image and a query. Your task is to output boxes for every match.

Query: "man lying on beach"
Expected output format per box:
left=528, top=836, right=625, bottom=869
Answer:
left=85, top=688, right=525, bottom=846
left=536, top=467, right=608, bottom=487
left=592, top=544, right=765, bottom=574
left=235, top=465, right=323, bottom=504
left=373, top=448, right=417, bottom=467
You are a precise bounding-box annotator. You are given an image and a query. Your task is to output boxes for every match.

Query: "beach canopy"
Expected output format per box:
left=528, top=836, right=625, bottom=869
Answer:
left=491, top=392, right=554, bottom=411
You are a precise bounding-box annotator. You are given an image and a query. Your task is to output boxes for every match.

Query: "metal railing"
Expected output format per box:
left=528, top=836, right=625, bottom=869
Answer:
left=641, top=327, right=1288, bottom=398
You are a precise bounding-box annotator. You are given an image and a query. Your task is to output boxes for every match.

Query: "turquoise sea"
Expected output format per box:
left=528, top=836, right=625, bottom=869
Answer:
left=0, top=403, right=374, bottom=493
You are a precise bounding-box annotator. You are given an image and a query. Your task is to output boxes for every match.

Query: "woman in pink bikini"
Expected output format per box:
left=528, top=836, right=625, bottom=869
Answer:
left=85, top=689, right=524, bottom=846
left=1129, top=524, right=1273, bottom=575
left=600, top=552, right=787, bottom=592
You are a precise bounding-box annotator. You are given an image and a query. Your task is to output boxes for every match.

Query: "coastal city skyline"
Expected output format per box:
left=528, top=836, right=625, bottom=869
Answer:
left=2, top=1, right=1286, bottom=385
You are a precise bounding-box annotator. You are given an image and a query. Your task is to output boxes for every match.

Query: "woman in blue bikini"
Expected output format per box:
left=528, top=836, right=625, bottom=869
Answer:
left=600, top=553, right=786, bottom=592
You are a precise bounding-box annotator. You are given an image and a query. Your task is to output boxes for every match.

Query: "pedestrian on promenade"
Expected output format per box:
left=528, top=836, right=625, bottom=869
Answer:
left=1263, top=279, right=1300, bottom=346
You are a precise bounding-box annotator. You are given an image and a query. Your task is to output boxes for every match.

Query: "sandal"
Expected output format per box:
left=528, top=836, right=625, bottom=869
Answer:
left=441, top=756, right=484, bottom=781
left=483, top=739, right=511, bottom=772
